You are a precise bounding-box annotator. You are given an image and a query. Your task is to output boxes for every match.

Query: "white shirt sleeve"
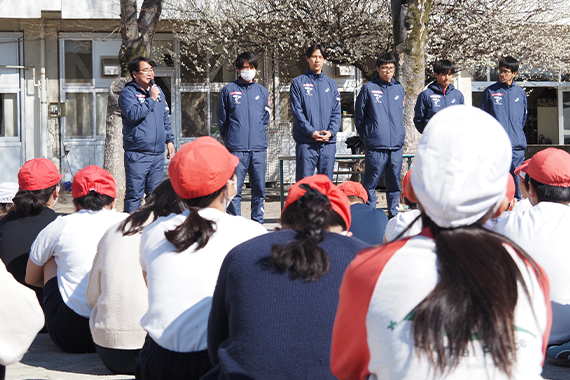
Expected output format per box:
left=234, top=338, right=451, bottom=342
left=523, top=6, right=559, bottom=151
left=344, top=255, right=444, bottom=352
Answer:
left=0, top=261, right=44, bottom=365
left=29, top=216, right=64, bottom=266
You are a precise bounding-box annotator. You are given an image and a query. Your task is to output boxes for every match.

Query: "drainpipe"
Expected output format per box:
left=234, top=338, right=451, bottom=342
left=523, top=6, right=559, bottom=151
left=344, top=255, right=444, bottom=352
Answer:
left=40, top=20, right=48, bottom=159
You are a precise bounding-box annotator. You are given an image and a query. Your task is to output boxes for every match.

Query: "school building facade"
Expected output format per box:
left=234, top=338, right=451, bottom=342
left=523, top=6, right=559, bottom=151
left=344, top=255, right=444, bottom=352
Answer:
left=0, top=0, right=568, bottom=184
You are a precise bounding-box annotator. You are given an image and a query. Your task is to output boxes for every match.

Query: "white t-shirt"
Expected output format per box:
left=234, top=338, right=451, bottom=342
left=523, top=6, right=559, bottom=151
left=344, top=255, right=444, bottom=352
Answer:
left=0, top=260, right=44, bottom=365
left=140, top=208, right=267, bottom=353
left=332, top=232, right=550, bottom=380
left=511, top=198, right=533, bottom=213
left=384, top=209, right=422, bottom=242
left=493, top=201, right=570, bottom=344
left=30, top=209, right=128, bottom=318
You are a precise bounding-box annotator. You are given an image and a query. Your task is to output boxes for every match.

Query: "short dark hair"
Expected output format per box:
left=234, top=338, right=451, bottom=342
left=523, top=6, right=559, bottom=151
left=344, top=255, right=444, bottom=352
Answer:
left=376, top=53, right=396, bottom=68
left=529, top=177, right=570, bottom=203
left=433, top=60, right=455, bottom=75
left=347, top=195, right=365, bottom=204
left=127, top=56, right=152, bottom=77
left=499, top=56, right=519, bottom=73
left=235, top=52, right=258, bottom=70
left=73, top=191, right=115, bottom=211
left=306, top=44, right=327, bottom=60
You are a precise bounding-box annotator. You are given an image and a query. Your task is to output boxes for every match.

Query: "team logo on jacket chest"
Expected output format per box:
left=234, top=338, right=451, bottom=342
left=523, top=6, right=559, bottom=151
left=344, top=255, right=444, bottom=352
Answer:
left=371, top=90, right=383, bottom=103
left=491, top=92, right=504, bottom=106
left=430, top=95, right=442, bottom=107
left=303, top=83, right=314, bottom=96
left=231, top=91, right=243, bottom=104
left=136, top=94, right=146, bottom=103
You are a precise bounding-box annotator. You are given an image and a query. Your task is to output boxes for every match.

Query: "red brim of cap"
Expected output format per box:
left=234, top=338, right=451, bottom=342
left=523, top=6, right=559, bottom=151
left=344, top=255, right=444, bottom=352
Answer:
left=527, top=148, right=570, bottom=187
left=337, top=181, right=368, bottom=203
left=284, top=175, right=351, bottom=230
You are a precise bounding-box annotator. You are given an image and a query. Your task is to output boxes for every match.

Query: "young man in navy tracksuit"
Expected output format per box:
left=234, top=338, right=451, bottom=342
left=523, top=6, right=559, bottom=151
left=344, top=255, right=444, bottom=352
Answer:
left=413, top=60, right=464, bottom=133
left=217, top=52, right=270, bottom=224
left=482, top=56, right=527, bottom=200
left=290, top=44, right=341, bottom=181
left=355, top=53, right=405, bottom=218
left=119, top=56, right=174, bottom=213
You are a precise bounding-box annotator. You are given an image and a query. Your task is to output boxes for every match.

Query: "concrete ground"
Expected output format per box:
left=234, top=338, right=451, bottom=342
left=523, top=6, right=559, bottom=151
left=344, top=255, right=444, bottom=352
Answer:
left=6, top=187, right=568, bottom=379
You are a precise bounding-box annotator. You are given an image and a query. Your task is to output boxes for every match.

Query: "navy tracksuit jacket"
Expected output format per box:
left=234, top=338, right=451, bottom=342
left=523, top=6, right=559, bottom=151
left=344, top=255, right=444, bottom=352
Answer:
left=354, top=77, right=405, bottom=150
left=119, top=80, right=174, bottom=212
left=119, top=81, right=174, bottom=153
left=217, top=79, right=271, bottom=152
left=290, top=70, right=341, bottom=144
left=481, top=81, right=527, bottom=150
left=217, top=79, right=270, bottom=223
left=290, top=69, right=341, bottom=180
left=413, top=81, right=464, bottom=133
left=355, top=77, right=405, bottom=217
left=482, top=81, right=528, bottom=200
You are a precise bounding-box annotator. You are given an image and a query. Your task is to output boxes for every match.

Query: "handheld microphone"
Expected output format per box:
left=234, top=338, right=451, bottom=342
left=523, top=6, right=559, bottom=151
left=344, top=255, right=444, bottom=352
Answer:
left=149, top=79, right=161, bottom=102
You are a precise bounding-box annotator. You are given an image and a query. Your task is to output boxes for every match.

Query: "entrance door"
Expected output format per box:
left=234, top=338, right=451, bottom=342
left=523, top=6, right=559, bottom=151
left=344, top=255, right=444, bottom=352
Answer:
left=0, top=35, right=23, bottom=182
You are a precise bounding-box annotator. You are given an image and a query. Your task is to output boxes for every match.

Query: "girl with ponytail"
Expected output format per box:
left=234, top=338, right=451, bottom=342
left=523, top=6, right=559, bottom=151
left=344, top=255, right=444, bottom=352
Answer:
left=202, top=175, right=368, bottom=380
left=332, top=106, right=551, bottom=380
left=137, top=137, right=266, bottom=380
left=0, top=159, right=62, bottom=305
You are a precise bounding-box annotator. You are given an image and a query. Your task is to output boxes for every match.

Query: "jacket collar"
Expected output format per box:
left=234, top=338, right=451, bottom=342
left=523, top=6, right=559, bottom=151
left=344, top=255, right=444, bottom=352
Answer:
left=305, top=69, right=324, bottom=79
left=374, top=77, right=395, bottom=87
left=428, top=81, right=455, bottom=94
left=234, top=78, right=256, bottom=88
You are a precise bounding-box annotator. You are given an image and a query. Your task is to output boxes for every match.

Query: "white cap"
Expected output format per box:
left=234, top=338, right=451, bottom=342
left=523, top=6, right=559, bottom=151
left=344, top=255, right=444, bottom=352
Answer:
left=411, top=106, right=511, bottom=228
left=0, top=182, right=19, bottom=204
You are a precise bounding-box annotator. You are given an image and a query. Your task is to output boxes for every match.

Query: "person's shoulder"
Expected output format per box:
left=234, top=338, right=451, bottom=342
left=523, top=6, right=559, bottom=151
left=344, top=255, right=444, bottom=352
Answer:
left=483, top=82, right=501, bottom=92
left=120, top=81, right=138, bottom=94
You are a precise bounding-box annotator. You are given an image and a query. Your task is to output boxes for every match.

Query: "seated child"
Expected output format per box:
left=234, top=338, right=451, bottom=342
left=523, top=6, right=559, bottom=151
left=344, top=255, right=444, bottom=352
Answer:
left=26, top=165, right=127, bottom=353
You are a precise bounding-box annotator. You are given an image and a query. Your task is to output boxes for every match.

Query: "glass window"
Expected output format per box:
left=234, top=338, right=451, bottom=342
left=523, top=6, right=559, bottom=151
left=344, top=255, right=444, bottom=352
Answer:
left=210, top=54, right=235, bottom=83
left=210, top=92, right=220, bottom=134
left=96, top=92, right=107, bottom=136
left=564, top=92, right=570, bottom=131
left=66, top=93, right=93, bottom=137
left=181, top=92, right=207, bottom=137
left=64, top=40, right=93, bottom=84
left=279, top=91, right=292, bottom=123
left=151, top=40, right=174, bottom=67
left=278, top=55, right=309, bottom=84
left=180, top=44, right=207, bottom=84
left=0, top=93, right=18, bottom=137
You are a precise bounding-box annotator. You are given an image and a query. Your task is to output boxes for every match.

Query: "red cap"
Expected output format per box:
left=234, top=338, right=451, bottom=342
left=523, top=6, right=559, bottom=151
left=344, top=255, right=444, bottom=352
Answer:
left=527, top=148, right=570, bottom=187
left=402, top=169, right=418, bottom=204
left=18, top=158, right=63, bottom=191
left=283, top=175, right=351, bottom=230
left=337, top=181, right=368, bottom=203
left=506, top=174, right=516, bottom=201
left=168, top=136, right=239, bottom=199
left=72, top=165, right=116, bottom=199
left=514, top=159, right=530, bottom=181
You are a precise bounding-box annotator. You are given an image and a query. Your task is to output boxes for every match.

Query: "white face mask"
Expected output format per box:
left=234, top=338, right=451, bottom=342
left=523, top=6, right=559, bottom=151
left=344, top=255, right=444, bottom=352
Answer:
left=239, top=69, right=256, bottom=82
left=223, top=179, right=237, bottom=211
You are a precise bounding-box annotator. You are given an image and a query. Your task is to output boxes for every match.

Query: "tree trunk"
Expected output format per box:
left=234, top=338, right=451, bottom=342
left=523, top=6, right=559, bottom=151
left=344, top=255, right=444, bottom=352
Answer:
left=104, top=0, right=163, bottom=211
left=391, top=0, right=431, bottom=159
left=104, top=78, right=129, bottom=212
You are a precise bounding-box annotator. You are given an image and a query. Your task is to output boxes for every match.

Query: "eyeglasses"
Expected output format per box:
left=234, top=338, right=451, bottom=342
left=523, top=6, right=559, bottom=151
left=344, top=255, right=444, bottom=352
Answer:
left=498, top=69, right=513, bottom=75
left=379, top=66, right=395, bottom=72
left=140, top=68, right=155, bottom=74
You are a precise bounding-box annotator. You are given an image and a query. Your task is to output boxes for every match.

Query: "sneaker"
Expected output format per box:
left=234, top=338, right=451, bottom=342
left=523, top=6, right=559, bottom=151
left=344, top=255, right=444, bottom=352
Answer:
left=547, top=341, right=570, bottom=367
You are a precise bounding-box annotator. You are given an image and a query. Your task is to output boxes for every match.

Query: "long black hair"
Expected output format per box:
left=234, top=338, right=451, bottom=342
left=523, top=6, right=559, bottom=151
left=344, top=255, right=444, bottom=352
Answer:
left=12, top=185, right=57, bottom=217
left=120, top=179, right=186, bottom=236
left=266, top=184, right=346, bottom=282
left=164, top=182, right=229, bottom=252
left=412, top=212, right=544, bottom=377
